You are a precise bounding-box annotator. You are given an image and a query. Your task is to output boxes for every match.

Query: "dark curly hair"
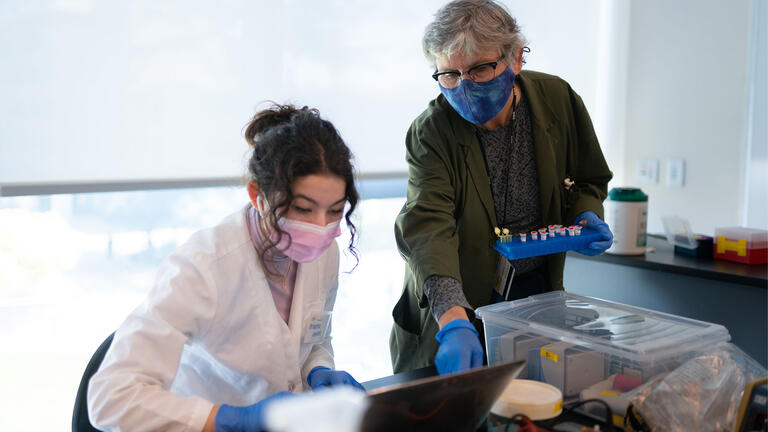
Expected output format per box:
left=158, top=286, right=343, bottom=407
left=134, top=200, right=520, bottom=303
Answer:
left=244, top=102, right=359, bottom=278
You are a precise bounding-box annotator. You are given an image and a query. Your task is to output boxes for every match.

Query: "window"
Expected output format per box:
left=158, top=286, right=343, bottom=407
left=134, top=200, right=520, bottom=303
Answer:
left=0, top=186, right=405, bottom=430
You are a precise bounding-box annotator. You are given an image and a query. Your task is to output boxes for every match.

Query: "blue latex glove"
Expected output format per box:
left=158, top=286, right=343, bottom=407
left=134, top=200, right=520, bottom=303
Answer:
left=434, top=318, right=484, bottom=375
left=307, top=366, right=365, bottom=391
left=215, top=391, right=296, bottom=432
left=574, top=211, right=614, bottom=256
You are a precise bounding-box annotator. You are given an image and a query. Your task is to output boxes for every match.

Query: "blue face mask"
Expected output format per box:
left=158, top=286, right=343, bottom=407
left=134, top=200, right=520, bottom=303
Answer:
left=439, top=67, right=516, bottom=125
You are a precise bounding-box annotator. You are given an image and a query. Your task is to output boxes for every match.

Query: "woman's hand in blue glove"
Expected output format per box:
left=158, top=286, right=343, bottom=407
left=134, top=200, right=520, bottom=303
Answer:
left=434, top=318, right=484, bottom=375
left=214, top=391, right=296, bottom=432
left=574, top=211, right=613, bottom=256
left=307, top=366, right=365, bottom=391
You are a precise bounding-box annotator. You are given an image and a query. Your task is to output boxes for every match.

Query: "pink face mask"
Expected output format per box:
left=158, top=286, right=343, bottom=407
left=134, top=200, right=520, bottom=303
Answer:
left=257, top=196, right=342, bottom=263
left=277, top=218, right=341, bottom=263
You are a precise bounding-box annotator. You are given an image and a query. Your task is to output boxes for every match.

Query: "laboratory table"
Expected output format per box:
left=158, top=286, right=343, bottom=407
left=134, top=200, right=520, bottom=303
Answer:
left=357, top=239, right=767, bottom=429
left=565, top=234, right=768, bottom=366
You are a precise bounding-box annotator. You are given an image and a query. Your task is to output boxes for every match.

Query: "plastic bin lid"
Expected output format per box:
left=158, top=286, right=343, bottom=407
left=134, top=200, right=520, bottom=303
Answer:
left=662, top=215, right=698, bottom=249
left=475, top=292, right=730, bottom=362
left=714, top=227, right=768, bottom=247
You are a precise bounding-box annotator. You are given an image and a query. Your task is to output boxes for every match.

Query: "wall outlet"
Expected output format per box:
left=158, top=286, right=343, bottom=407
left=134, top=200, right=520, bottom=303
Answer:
left=666, top=159, right=685, bottom=187
left=637, top=159, right=659, bottom=184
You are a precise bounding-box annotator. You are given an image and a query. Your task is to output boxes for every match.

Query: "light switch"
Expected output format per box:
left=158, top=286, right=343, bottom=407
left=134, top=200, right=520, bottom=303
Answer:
left=667, top=159, right=685, bottom=187
left=637, top=159, right=659, bottom=184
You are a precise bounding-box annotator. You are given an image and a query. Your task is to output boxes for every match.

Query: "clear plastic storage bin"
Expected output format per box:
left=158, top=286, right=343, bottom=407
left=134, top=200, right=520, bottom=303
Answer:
left=476, top=292, right=731, bottom=399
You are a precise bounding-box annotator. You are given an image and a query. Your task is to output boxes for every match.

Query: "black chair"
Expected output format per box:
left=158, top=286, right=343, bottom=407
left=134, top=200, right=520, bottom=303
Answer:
left=72, top=332, right=115, bottom=432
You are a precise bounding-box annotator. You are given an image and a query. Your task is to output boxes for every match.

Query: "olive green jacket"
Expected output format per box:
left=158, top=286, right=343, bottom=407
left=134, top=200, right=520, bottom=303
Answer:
left=389, top=70, right=613, bottom=373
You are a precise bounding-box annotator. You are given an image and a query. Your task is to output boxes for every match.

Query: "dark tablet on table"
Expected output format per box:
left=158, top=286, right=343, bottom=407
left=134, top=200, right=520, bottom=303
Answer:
left=360, top=360, right=525, bottom=432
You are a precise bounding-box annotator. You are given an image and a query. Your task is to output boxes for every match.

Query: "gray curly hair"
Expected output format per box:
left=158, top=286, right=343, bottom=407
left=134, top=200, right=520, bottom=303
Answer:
left=423, top=0, right=528, bottom=69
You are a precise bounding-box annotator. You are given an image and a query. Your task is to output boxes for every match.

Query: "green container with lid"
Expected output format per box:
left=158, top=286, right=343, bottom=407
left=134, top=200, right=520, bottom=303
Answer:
left=605, top=187, right=648, bottom=255
left=608, top=187, right=648, bottom=202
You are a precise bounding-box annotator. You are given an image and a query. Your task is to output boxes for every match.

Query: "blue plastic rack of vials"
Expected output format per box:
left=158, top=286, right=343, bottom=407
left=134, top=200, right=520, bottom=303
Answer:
left=494, top=226, right=603, bottom=260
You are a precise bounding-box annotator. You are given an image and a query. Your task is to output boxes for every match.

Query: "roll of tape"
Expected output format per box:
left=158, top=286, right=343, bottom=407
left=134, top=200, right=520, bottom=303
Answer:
left=491, top=379, right=563, bottom=420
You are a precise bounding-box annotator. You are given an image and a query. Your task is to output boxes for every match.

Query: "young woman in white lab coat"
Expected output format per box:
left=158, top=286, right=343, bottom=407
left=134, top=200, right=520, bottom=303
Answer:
left=88, top=104, right=364, bottom=432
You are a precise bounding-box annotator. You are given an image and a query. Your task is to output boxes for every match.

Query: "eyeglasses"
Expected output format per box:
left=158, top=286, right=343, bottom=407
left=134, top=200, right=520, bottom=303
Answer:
left=432, top=54, right=506, bottom=89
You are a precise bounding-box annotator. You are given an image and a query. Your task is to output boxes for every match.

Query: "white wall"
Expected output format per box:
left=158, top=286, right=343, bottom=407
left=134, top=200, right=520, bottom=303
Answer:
left=0, top=1, right=444, bottom=184
left=1, top=0, right=761, bottom=237
left=594, top=0, right=631, bottom=187
left=505, top=0, right=601, bottom=112
left=0, top=0, right=615, bottom=188
left=743, top=0, right=768, bottom=230
left=621, top=0, right=753, bottom=235
left=503, top=0, right=632, bottom=186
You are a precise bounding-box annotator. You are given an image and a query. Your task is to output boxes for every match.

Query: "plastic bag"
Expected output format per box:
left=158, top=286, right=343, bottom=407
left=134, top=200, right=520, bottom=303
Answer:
left=264, top=387, right=368, bottom=432
left=629, top=343, right=767, bottom=431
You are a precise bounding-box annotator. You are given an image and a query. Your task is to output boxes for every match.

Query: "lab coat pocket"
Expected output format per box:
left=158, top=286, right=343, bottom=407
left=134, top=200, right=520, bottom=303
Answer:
left=390, top=291, right=423, bottom=366
left=391, top=321, right=419, bottom=351
left=299, top=301, right=330, bottom=344
left=302, top=311, right=332, bottom=345
left=390, top=320, right=423, bottom=373
left=298, top=303, right=332, bottom=367
left=392, top=290, right=422, bottom=335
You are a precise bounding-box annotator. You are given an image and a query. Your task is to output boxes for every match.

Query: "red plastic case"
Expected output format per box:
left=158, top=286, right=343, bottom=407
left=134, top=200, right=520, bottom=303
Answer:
left=713, top=227, right=768, bottom=264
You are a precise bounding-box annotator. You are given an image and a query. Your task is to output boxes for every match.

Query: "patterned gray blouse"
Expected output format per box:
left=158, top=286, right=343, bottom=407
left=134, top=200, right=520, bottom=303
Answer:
left=424, top=94, right=544, bottom=322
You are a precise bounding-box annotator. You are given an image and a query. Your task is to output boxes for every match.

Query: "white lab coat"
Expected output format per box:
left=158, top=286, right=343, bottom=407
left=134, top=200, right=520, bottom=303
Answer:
left=87, top=206, right=339, bottom=431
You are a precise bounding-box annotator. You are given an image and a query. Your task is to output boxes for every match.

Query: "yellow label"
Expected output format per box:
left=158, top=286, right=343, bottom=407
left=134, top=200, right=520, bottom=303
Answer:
left=540, top=347, right=559, bottom=363
left=554, top=400, right=563, bottom=413
left=716, top=236, right=748, bottom=256
left=613, top=414, right=624, bottom=426
left=600, top=391, right=620, bottom=397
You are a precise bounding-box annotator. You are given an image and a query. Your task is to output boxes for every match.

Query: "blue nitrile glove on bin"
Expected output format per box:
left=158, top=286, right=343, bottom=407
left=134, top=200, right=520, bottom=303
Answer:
left=307, top=366, right=365, bottom=391
left=434, top=318, right=484, bottom=375
left=215, top=391, right=296, bottom=432
left=574, top=211, right=613, bottom=256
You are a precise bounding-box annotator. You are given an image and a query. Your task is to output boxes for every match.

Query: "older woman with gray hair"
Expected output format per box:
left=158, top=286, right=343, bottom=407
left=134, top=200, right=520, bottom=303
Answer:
left=390, top=0, right=614, bottom=375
